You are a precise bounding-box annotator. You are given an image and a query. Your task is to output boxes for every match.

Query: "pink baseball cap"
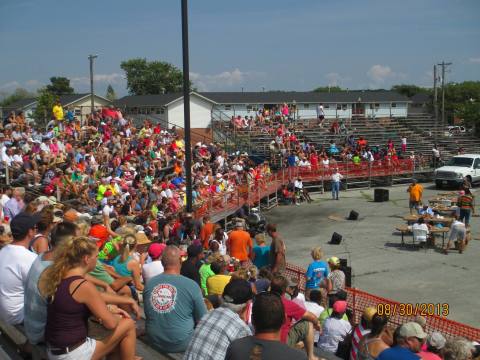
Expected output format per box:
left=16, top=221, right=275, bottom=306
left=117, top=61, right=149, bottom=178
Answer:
left=333, top=300, right=348, bottom=314
left=148, top=243, right=166, bottom=260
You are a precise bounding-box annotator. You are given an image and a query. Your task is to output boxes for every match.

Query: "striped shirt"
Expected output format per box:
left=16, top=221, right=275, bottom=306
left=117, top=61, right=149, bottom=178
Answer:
left=350, top=323, right=370, bottom=360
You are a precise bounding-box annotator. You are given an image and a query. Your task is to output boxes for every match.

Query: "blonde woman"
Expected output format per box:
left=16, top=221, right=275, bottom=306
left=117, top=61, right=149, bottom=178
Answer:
left=39, top=236, right=138, bottom=360
left=111, top=234, right=144, bottom=292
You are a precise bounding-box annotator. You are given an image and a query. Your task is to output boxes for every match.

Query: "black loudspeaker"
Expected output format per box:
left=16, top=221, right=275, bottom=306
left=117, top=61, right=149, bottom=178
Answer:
left=339, top=258, right=348, bottom=267
left=374, top=188, right=389, bottom=202
left=330, top=232, right=343, bottom=245
left=348, top=210, right=359, bottom=220
left=342, top=266, right=352, bottom=287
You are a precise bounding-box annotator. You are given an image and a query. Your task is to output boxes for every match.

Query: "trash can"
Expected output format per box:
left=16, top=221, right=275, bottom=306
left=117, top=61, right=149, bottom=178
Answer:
left=374, top=188, right=389, bottom=202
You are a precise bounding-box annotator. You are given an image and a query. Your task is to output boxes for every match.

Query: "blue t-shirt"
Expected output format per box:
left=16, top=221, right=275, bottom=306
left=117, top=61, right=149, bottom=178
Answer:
left=252, top=245, right=270, bottom=269
left=144, top=273, right=207, bottom=353
left=287, top=155, right=297, bottom=167
left=305, top=260, right=329, bottom=289
left=377, top=346, right=420, bottom=360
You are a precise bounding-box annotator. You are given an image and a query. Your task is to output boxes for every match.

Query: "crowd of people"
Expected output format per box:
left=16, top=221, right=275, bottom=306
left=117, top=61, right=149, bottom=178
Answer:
left=0, top=102, right=477, bottom=360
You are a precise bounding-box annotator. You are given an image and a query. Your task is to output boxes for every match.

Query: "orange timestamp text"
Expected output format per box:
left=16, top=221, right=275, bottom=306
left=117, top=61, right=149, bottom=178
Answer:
left=376, top=303, right=449, bottom=317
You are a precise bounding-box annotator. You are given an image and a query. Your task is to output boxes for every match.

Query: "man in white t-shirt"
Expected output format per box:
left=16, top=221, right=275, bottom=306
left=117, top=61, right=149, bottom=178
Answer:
left=318, top=300, right=352, bottom=353
left=0, top=212, right=40, bottom=324
left=142, top=243, right=166, bottom=284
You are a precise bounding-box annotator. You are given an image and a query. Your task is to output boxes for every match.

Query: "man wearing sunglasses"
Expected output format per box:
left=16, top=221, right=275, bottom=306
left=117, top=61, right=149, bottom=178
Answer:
left=377, top=322, right=427, bottom=360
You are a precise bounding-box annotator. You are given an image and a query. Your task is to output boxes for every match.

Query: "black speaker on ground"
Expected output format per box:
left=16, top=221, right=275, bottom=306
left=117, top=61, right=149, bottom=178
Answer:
left=342, top=266, right=352, bottom=287
left=348, top=210, right=359, bottom=220
left=330, top=232, right=343, bottom=245
left=374, top=188, right=389, bottom=202
left=339, top=258, right=348, bottom=267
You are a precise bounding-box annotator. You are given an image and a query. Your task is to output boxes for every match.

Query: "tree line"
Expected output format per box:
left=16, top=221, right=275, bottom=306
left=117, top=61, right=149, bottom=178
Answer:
left=1, top=58, right=479, bottom=132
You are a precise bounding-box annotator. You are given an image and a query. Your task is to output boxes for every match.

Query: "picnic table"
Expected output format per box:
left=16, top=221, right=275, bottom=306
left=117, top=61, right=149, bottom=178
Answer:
left=403, top=214, right=454, bottom=225
left=395, top=224, right=450, bottom=248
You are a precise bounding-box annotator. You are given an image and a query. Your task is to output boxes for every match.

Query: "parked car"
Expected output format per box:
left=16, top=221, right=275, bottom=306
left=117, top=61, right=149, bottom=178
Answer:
left=434, top=154, right=480, bottom=188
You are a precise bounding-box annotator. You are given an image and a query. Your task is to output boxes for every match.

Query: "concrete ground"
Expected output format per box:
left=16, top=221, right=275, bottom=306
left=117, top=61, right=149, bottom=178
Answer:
left=263, top=183, right=480, bottom=328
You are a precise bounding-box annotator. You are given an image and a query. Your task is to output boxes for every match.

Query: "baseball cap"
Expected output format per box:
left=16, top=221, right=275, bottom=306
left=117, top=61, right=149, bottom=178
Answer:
left=10, top=212, right=41, bottom=240
left=222, top=279, right=253, bottom=305
left=254, top=278, right=270, bottom=293
left=333, top=300, right=348, bottom=314
left=399, top=322, right=428, bottom=339
left=328, top=256, right=340, bottom=266
left=362, top=306, right=377, bottom=321
left=427, top=332, right=446, bottom=350
left=148, top=243, right=166, bottom=260
left=187, top=244, right=203, bottom=257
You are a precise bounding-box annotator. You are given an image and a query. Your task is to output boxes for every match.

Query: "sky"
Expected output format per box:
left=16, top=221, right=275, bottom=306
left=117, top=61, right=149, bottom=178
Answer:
left=0, top=0, right=479, bottom=98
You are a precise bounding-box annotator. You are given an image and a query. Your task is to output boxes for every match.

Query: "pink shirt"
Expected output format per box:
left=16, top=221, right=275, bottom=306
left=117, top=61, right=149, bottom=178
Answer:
left=419, top=351, right=442, bottom=360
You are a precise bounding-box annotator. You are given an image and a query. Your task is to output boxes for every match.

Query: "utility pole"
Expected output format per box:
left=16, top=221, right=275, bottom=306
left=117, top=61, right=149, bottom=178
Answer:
left=181, top=0, right=193, bottom=212
left=88, top=54, right=98, bottom=120
left=437, top=61, right=452, bottom=130
left=433, top=65, right=438, bottom=145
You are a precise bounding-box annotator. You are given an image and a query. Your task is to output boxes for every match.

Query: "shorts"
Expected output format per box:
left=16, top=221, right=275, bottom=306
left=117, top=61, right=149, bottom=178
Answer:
left=47, top=337, right=96, bottom=360
left=409, top=200, right=419, bottom=209
left=287, top=320, right=309, bottom=347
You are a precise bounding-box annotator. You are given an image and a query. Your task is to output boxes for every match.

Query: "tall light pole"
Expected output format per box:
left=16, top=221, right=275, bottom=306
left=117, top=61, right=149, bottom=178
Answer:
left=88, top=54, right=98, bottom=121
left=181, top=0, right=193, bottom=212
left=433, top=64, right=438, bottom=145
left=437, top=61, right=452, bottom=129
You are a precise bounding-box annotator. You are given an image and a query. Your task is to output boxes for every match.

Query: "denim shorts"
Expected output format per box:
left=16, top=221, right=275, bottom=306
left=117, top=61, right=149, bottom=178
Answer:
left=47, top=337, right=96, bottom=360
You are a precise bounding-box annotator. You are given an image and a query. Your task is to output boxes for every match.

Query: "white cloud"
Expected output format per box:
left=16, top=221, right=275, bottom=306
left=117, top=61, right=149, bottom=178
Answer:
left=71, top=73, right=124, bottom=86
left=468, top=57, right=480, bottom=64
left=190, top=68, right=265, bottom=91
left=367, top=65, right=394, bottom=83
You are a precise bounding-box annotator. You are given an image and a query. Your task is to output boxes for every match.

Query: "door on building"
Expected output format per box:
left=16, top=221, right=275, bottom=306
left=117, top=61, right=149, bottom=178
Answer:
left=352, top=102, right=364, bottom=116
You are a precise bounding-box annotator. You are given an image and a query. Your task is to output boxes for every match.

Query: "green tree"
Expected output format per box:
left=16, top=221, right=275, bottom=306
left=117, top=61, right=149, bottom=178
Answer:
left=105, top=84, right=117, bottom=101
left=45, top=77, right=74, bottom=96
left=313, top=86, right=343, bottom=92
left=391, top=84, right=430, bottom=98
left=443, top=81, right=480, bottom=132
left=32, top=88, right=56, bottom=126
left=120, top=58, right=187, bottom=95
left=0, top=88, right=36, bottom=107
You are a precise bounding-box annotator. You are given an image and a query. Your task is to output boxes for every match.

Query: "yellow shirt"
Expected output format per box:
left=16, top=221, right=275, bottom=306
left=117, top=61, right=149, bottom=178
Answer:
left=206, top=274, right=232, bottom=295
left=52, top=105, right=64, bottom=120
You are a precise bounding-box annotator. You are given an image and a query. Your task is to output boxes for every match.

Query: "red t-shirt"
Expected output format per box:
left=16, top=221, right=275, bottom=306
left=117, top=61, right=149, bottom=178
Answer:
left=280, top=296, right=306, bottom=343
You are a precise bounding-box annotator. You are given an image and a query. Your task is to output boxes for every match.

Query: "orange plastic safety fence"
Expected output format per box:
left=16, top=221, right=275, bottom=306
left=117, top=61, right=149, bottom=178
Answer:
left=284, top=263, right=480, bottom=341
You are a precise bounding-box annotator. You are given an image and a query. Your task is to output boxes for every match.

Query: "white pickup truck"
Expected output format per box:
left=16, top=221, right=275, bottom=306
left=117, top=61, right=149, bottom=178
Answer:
left=434, top=154, right=480, bottom=188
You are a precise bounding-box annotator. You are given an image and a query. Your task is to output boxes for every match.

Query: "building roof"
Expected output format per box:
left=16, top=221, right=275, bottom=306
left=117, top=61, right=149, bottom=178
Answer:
left=115, top=93, right=184, bottom=107
left=4, top=93, right=111, bottom=111
left=200, top=90, right=410, bottom=104
left=115, top=90, right=410, bottom=108
left=410, top=93, right=432, bottom=104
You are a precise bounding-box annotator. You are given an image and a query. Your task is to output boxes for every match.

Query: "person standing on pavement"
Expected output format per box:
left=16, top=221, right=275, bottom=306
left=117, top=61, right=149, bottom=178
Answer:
left=331, top=168, right=343, bottom=200
left=266, top=223, right=286, bottom=274
left=407, top=179, right=423, bottom=215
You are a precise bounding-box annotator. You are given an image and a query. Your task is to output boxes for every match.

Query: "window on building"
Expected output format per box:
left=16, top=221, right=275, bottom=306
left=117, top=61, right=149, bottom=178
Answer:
left=369, top=104, right=374, bottom=109
left=375, top=103, right=380, bottom=108
left=304, top=104, right=310, bottom=109
left=247, top=105, right=253, bottom=112
left=225, top=105, right=232, bottom=111
left=391, top=103, right=397, bottom=107
left=324, top=104, right=330, bottom=109
left=342, top=104, right=347, bottom=110
left=336, top=104, right=342, bottom=110
left=74, top=109, right=81, bottom=116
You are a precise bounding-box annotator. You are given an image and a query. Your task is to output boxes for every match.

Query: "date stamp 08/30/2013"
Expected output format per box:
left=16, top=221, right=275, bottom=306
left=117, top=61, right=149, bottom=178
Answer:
left=376, top=303, right=449, bottom=317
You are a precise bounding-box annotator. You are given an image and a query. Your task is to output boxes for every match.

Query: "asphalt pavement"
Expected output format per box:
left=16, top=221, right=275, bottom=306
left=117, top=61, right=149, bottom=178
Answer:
left=263, top=183, right=480, bottom=328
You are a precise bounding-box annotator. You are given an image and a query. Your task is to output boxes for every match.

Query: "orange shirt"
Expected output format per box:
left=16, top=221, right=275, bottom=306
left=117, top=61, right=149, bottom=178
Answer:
left=408, top=184, right=423, bottom=202
left=200, top=222, right=216, bottom=249
left=228, top=230, right=253, bottom=261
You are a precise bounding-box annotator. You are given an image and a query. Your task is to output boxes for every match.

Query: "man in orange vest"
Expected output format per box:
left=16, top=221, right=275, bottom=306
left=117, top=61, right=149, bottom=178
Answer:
left=407, top=179, right=423, bottom=215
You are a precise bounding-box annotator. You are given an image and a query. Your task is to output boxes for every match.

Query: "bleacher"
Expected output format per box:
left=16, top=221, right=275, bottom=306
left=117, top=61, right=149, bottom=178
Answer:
left=212, top=113, right=480, bottom=164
